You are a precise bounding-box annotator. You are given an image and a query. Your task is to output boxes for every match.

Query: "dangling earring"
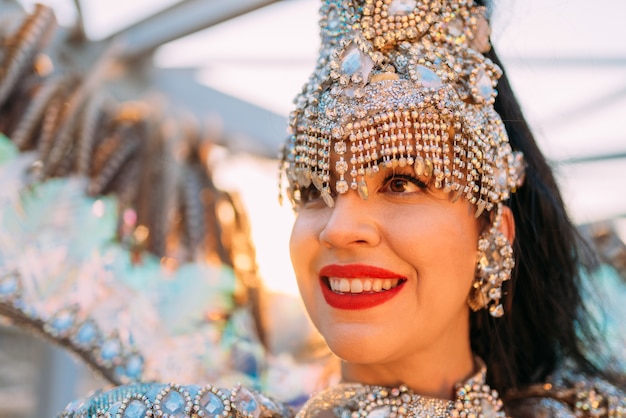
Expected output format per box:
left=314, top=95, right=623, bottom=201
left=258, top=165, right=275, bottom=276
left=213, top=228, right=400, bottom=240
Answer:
left=468, top=203, right=515, bottom=318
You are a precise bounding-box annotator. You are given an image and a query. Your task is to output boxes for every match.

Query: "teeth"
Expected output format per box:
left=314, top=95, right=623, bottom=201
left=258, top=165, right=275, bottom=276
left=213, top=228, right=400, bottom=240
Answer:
left=327, top=277, right=401, bottom=294
left=351, top=280, right=363, bottom=293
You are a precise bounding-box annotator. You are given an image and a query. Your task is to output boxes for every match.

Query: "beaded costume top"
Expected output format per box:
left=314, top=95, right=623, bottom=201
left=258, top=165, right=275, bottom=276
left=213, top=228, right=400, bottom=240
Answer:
left=56, top=360, right=626, bottom=417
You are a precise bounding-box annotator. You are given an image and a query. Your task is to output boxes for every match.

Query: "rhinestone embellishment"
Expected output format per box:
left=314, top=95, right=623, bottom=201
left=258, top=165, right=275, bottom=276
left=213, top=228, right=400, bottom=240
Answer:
left=388, top=0, right=417, bottom=16
left=413, top=64, right=443, bottom=89
left=296, top=359, right=506, bottom=417
left=282, top=0, right=525, bottom=212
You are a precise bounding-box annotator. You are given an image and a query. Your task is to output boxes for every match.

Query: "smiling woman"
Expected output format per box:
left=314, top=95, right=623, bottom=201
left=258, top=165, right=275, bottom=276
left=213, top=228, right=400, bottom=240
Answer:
left=280, top=0, right=625, bottom=416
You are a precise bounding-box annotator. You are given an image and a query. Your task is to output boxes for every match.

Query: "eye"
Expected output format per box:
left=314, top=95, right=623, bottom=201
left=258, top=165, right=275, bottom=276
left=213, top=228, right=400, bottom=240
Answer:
left=383, top=174, right=427, bottom=194
left=389, top=178, right=411, bottom=193
left=298, top=184, right=323, bottom=204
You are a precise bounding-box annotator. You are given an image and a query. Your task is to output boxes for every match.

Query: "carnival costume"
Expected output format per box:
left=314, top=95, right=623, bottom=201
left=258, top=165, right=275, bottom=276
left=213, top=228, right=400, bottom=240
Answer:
left=0, top=1, right=624, bottom=417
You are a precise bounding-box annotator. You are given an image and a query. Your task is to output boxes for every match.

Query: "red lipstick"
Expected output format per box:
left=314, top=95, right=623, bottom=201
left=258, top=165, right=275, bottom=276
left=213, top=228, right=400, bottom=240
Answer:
left=320, top=264, right=403, bottom=279
left=319, top=264, right=406, bottom=310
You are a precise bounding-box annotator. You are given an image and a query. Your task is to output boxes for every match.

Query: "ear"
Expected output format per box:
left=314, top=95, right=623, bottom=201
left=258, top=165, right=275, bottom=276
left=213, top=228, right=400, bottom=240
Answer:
left=498, top=205, right=516, bottom=244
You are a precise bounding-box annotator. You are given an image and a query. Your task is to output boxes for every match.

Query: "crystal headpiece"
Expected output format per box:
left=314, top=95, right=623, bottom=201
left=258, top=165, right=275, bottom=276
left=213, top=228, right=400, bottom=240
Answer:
left=281, top=0, right=525, bottom=215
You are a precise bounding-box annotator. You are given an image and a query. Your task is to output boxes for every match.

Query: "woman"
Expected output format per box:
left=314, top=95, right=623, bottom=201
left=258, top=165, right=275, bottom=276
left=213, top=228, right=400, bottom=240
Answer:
left=58, top=0, right=624, bottom=416
left=283, top=0, right=626, bottom=415
left=282, top=0, right=626, bottom=415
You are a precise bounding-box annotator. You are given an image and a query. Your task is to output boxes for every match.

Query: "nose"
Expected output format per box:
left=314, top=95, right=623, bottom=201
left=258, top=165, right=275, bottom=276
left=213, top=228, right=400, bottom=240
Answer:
left=318, top=192, right=381, bottom=248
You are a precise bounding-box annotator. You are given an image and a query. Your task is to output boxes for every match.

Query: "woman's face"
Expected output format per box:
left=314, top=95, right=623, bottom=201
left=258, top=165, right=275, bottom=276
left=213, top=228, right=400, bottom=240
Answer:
left=289, top=159, right=482, bottom=368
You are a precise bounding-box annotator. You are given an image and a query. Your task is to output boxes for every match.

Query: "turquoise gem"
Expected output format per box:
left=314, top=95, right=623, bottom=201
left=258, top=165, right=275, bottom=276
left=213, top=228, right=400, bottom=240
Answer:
left=235, top=388, right=258, bottom=413
left=162, top=391, right=186, bottom=416
left=327, top=6, right=341, bottom=31
left=122, top=400, right=148, bottom=418
left=75, top=321, right=98, bottom=347
left=200, top=392, right=225, bottom=416
left=125, top=355, right=144, bottom=380
left=100, top=339, right=121, bottom=361
left=49, top=309, right=75, bottom=336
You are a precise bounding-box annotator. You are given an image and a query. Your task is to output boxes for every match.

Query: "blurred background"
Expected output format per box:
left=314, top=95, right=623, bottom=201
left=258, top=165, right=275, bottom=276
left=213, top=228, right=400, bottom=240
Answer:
left=6, top=0, right=626, bottom=294
left=1, top=0, right=625, bottom=416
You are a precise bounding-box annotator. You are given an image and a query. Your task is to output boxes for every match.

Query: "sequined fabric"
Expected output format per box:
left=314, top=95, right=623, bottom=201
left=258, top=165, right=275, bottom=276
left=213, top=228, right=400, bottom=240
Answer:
left=57, top=364, right=626, bottom=417
left=296, top=359, right=506, bottom=418
left=57, top=382, right=293, bottom=418
left=507, top=367, right=626, bottom=418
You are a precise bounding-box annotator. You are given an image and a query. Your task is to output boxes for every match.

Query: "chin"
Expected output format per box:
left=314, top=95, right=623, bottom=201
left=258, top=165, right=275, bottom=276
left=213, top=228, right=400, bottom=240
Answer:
left=322, top=326, right=393, bottom=365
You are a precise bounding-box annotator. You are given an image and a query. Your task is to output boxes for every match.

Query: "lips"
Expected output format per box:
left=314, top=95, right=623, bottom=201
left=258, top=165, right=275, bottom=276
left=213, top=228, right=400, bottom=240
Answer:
left=319, top=264, right=406, bottom=310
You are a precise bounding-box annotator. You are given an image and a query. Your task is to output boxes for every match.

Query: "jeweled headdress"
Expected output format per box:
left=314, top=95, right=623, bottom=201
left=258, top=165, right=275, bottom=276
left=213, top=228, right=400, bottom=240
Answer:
left=281, top=0, right=525, bottom=215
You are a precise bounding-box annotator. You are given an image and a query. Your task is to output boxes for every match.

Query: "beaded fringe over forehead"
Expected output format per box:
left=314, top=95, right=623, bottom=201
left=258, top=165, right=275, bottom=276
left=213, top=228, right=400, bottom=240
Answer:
left=280, top=0, right=525, bottom=216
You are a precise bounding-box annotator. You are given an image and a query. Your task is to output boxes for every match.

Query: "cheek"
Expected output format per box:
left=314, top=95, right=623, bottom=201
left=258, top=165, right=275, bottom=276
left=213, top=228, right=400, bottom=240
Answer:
left=388, top=207, right=479, bottom=290
left=289, top=215, right=328, bottom=331
left=290, top=215, right=314, bottom=260
left=289, top=215, right=319, bottom=290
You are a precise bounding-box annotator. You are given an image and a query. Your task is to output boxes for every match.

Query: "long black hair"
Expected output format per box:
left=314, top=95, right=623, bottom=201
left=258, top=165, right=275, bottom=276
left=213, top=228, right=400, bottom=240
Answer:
left=469, top=0, right=623, bottom=397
